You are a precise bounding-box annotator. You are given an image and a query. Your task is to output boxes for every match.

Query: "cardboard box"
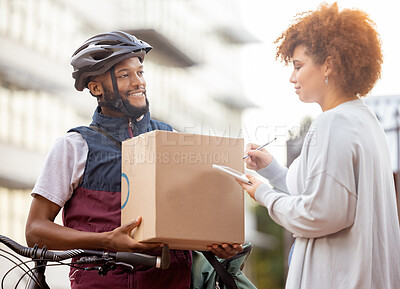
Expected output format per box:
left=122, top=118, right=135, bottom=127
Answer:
left=121, top=130, right=245, bottom=250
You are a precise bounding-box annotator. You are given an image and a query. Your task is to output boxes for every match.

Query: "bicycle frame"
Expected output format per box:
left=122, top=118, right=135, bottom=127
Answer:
left=25, top=260, right=50, bottom=289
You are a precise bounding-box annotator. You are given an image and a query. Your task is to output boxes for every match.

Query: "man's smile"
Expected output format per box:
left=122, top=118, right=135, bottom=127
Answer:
left=126, top=90, right=146, bottom=99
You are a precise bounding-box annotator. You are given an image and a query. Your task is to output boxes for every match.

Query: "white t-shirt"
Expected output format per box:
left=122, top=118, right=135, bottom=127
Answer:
left=256, top=155, right=301, bottom=196
left=286, top=156, right=300, bottom=196
left=32, top=132, right=88, bottom=207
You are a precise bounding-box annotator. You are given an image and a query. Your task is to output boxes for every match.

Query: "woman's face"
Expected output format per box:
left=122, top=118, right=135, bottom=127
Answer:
left=290, top=45, right=327, bottom=105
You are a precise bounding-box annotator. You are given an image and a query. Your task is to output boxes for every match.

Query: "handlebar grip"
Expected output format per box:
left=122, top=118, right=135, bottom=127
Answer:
left=115, top=245, right=170, bottom=269
left=115, top=252, right=159, bottom=267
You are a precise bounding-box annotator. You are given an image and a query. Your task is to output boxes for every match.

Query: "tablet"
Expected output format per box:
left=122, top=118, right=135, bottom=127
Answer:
left=212, top=164, right=251, bottom=185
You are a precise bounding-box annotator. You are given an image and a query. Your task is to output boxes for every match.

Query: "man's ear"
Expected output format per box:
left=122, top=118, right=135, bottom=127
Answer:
left=88, top=81, right=103, bottom=97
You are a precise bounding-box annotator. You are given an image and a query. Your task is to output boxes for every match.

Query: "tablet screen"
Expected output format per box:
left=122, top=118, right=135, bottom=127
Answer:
left=212, top=164, right=251, bottom=184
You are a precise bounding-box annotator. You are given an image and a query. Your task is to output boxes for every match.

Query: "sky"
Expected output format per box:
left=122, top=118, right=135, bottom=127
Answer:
left=238, top=0, right=400, bottom=164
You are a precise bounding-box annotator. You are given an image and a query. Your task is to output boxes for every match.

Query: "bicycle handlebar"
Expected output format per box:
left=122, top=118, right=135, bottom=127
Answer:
left=0, top=235, right=170, bottom=269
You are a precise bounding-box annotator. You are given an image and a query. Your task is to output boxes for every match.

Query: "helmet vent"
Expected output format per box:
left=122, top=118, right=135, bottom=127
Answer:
left=92, top=51, right=113, bottom=60
left=97, top=41, right=118, bottom=46
left=74, top=44, right=89, bottom=55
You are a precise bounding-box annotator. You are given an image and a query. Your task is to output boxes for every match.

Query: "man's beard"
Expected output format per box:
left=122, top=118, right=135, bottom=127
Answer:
left=103, top=87, right=150, bottom=119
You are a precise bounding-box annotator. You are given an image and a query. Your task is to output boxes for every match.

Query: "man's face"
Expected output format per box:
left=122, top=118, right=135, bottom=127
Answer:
left=112, top=57, right=147, bottom=108
left=92, top=57, right=149, bottom=118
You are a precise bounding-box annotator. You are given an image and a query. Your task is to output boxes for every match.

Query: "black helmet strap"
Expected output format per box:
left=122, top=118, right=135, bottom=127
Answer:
left=98, top=66, right=132, bottom=116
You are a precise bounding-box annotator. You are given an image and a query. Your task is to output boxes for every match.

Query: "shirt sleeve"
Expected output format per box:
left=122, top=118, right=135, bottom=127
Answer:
left=31, top=132, right=88, bottom=207
left=255, top=167, right=357, bottom=239
left=256, top=158, right=289, bottom=193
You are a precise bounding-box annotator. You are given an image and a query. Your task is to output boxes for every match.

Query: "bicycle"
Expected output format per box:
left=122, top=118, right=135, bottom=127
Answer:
left=0, top=234, right=171, bottom=289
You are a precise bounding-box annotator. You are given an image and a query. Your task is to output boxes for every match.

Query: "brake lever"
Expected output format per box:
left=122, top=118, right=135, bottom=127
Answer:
left=113, top=261, right=134, bottom=271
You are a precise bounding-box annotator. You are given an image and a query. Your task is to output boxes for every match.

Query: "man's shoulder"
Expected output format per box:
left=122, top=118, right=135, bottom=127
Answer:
left=149, top=118, right=173, bottom=131
left=56, top=131, right=86, bottom=145
left=68, top=125, right=92, bottom=134
left=45, top=132, right=87, bottom=163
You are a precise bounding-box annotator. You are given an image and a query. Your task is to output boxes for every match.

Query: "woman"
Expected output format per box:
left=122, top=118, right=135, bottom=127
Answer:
left=238, top=3, right=400, bottom=289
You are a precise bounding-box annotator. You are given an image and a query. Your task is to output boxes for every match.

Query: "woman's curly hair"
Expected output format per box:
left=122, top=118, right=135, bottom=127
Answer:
left=275, top=2, right=382, bottom=97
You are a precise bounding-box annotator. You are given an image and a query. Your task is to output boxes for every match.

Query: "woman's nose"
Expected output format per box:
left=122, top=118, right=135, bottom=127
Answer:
left=290, top=71, right=296, bottom=84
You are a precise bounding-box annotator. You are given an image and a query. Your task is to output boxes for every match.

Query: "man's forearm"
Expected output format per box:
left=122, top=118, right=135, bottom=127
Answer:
left=26, top=219, right=111, bottom=250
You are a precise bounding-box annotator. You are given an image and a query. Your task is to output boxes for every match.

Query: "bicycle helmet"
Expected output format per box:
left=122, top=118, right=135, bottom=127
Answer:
left=71, top=31, right=152, bottom=91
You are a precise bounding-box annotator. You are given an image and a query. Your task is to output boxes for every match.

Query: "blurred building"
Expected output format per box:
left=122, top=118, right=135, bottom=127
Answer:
left=0, top=0, right=267, bottom=288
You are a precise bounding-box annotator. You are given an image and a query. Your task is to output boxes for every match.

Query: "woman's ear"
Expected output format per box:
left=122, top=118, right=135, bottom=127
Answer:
left=88, top=80, right=103, bottom=97
left=323, top=56, right=333, bottom=77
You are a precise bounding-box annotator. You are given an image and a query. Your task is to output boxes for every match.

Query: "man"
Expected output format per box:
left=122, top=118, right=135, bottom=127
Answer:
left=25, top=31, right=240, bottom=288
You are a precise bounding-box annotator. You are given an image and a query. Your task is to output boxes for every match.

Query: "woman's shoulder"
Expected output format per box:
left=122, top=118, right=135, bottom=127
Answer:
left=304, top=102, right=370, bottom=158
left=302, top=102, right=365, bottom=178
left=314, top=100, right=369, bottom=135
